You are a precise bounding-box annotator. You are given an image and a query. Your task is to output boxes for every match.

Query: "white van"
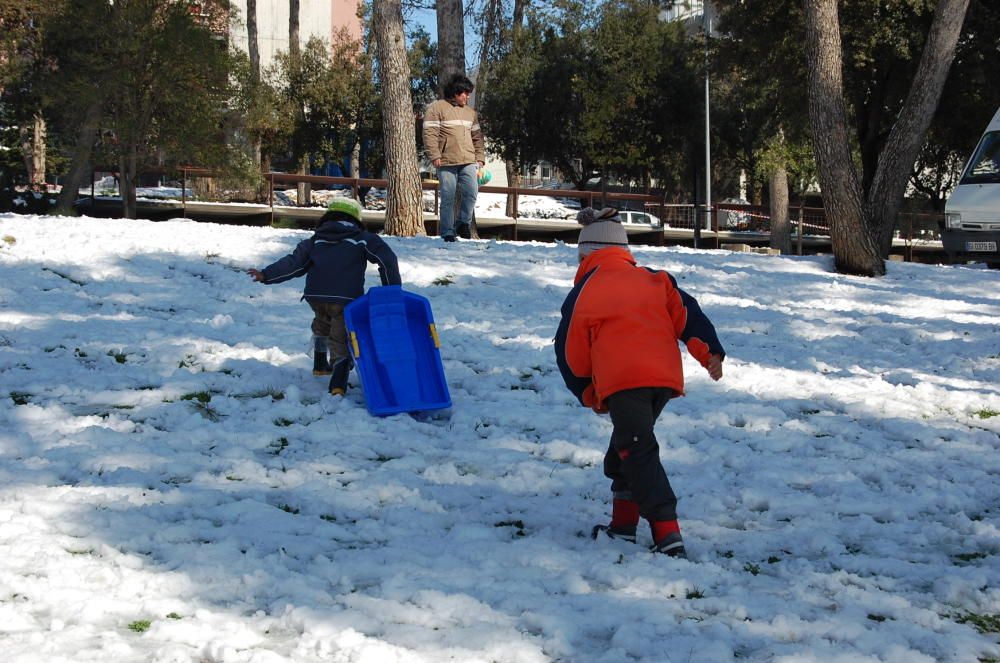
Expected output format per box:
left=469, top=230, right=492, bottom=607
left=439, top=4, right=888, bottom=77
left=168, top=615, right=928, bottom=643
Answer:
left=943, top=107, right=1000, bottom=266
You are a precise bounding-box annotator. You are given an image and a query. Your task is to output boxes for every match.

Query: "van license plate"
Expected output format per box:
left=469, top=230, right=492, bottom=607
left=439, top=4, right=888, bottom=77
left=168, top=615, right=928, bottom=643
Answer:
left=965, top=241, right=997, bottom=252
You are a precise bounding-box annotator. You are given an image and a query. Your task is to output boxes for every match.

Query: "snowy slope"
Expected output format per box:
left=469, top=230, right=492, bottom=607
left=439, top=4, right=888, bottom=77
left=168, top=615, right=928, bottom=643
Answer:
left=0, top=214, right=997, bottom=663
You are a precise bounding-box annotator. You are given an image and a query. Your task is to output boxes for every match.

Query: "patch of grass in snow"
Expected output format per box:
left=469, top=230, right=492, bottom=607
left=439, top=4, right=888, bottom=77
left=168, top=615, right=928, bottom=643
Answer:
left=974, top=408, right=999, bottom=419
left=180, top=391, right=211, bottom=404
left=2, top=234, right=15, bottom=245
left=494, top=520, right=526, bottom=537
left=166, top=612, right=182, bottom=620
left=268, top=437, right=289, bottom=455
left=271, top=216, right=299, bottom=229
left=127, top=620, right=151, bottom=633
left=867, top=614, right=888, bottom=623
left=954, top=552, right=989, bottom=563
left=246, top=388, right=284, bottom=400
left=74, top=348, right=88, bottom=358
left=686, top=588, right=705, bottom=599
left=432, top=274, right=455, bottom=286
left=178, top=354, right=198, bottom=368
left=956, top=613, right=1000, bottom=634
left=278, top=503, right=300, bottom=514
left=107, top=349, right=128, bottom=364
left=744, top=562, right=761, bottom=576
left=179, top=392, right=221, bottom=422
left=9, top=391, right=31, bottom=405
left=273, top=417, right=295, bottom=427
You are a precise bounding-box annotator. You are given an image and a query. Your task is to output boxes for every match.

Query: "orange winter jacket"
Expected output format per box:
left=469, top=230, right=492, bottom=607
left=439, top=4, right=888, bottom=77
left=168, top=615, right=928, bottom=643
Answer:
left=554, top=248, right=725, bottom=411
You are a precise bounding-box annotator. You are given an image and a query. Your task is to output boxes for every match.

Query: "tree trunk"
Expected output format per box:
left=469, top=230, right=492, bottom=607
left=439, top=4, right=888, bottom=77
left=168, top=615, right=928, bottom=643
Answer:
left=246, top=0, right=260, bottom=78
left=373, top=0, right=424, bottom=236
left=30, top=114, right=46, bottom=187
left=247, top=0, right=263, bottom=200
left=804, top=0, right=971, bottom=276
left=803, top=0, right=883, bottom=276
left=55, top=101, right=103, bottom=214
left=119, top=149, right=137, bottom=219
left=289, top=0, right=300, bottom=57
left=474, top=0, right=502, bottom=107
left=769, top=163, right=791, bottom=254
left=503, top=0, right=527, bottom=218
left=20, top=114, right=46, bottom=188
left=505, top=161, right=519, bottom=218
left=436, top=0, right=465, bottom=91
left=298, top=158, right=311, bottom=206
left=866, top=0, right=970, bottom=256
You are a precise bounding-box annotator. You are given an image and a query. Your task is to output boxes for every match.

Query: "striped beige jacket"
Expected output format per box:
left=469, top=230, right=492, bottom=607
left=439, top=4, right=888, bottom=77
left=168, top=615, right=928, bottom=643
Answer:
left=422, top=99, right=485, bottom=166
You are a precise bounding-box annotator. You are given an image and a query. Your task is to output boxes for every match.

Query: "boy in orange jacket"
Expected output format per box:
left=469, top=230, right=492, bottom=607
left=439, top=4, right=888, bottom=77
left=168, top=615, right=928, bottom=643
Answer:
left=554, top=207, right=725, bottom=558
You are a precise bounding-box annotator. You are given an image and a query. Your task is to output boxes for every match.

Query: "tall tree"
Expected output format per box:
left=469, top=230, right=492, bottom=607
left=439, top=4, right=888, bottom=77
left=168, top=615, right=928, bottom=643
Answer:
left=804, top=0, right=970, bottom=276
left=373, top=0, right=425, bottom=235
left=436, top=0, right=466, bottom=88
left=472, top=0, right=503, bottom=108
left=287, top=0, right=312, bottom=204
left=0, top=1, right=51, bottom=188
left=41, top=0, right=233, bottom=218
left=276, top=35, right=369, bottom=185
left=246, top=0, right=262, bottom=181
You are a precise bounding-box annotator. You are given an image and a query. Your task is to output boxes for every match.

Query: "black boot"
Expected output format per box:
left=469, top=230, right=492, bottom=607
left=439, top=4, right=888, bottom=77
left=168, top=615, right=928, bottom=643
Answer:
left=328, top=357, right=351, bottom=396
left=312, top=335, right=332, bottom=376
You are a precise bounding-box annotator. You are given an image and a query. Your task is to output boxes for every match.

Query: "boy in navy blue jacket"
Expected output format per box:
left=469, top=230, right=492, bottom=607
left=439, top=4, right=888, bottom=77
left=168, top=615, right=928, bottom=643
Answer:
left=249, top=198, right=401, bottom=395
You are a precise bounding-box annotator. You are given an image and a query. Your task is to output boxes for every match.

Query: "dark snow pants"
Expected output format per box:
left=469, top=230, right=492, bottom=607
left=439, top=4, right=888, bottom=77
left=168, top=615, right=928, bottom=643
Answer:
left=603, top=387, right=678, bottom=522
left=309, top=301, right=349, bottom=362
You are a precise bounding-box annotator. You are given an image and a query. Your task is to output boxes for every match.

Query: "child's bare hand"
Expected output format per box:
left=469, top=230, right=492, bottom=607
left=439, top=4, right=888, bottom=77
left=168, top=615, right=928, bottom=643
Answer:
left=706, top=354, right=724, bottom=381
left=247, top=269, right=265, bottom=282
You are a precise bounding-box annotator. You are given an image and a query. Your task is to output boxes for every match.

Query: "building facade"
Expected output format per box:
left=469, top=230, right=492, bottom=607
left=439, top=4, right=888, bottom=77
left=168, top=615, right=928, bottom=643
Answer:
left=228, top=0, right=362, bottom=70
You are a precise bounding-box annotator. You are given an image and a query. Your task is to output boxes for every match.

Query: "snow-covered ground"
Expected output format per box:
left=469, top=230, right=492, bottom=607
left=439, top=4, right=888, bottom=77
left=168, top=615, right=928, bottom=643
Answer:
left=0, top=214, right=997, bottom=663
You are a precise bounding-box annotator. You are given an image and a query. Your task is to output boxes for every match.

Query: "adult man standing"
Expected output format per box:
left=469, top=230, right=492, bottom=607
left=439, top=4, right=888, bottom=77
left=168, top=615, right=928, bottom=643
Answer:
left=422, top=74, right=485, bottom=242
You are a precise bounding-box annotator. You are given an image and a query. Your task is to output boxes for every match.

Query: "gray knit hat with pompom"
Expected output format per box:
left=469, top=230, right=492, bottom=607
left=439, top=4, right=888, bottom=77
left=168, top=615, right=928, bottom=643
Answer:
left=577, top=207, right=628, bottom=258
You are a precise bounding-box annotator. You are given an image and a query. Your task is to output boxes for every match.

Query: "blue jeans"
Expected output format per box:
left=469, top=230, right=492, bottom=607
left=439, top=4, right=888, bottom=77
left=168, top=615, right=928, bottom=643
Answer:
left=437, top=163, right=478, bottom=238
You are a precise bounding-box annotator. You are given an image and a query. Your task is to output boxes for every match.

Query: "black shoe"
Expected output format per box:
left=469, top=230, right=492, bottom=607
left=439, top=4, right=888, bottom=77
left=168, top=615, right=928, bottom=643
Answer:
left=442, top=235, right=457, bottom=243
left=591, top=524, right=637, bottom=544
left=328, top=357, right=351, bottom=396
left=457, top=223, right=472, bottom=239
left=313, top=351, right=332, bottom=376
left=650, top=532, right=687, bottom=558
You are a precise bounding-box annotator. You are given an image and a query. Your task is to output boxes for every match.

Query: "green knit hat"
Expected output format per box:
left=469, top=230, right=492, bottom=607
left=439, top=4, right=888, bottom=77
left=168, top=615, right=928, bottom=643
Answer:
left=326, top=197, right=363, bottom=222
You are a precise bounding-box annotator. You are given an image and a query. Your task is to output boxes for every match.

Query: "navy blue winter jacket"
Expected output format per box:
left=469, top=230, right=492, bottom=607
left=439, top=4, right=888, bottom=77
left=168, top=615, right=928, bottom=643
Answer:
left=260, top=216, right=401, bottom=301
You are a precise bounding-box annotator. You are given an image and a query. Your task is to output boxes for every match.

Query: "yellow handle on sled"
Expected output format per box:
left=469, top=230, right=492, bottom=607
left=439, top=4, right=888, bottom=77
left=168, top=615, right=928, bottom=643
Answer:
left=350, top=331, right=360, bottom=358
left=429, top=324, right=441, bottom=349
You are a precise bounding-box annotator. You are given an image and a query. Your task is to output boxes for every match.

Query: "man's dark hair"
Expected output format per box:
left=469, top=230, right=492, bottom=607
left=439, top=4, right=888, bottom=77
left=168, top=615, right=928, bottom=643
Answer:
left=443, top=74, right=474, bottom=100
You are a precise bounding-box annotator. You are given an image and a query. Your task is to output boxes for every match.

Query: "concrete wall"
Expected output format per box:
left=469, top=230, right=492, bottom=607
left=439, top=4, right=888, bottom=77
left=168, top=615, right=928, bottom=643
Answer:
left=229, top=0, right=361, bottom=71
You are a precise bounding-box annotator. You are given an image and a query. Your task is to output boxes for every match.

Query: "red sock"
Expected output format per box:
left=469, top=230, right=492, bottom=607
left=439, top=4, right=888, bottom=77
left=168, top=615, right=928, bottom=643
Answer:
left=610, top=498, right=640, bottom=529
left=651, top=519, right=681, bottom=543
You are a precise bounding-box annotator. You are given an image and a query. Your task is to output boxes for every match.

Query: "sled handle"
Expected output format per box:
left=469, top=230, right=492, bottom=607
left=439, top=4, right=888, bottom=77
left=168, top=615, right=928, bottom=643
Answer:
left=429, top=323, right=441, bottom=349
left=350, top=331, right=360, bottom=358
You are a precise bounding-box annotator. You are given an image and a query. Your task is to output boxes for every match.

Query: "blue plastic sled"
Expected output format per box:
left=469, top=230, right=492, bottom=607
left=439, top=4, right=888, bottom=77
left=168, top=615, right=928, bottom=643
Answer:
left=343, top=286, right=452, bottom=416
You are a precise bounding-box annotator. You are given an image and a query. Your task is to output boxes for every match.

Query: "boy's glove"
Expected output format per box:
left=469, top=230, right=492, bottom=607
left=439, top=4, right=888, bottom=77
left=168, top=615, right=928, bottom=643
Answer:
left=582, top=384, right=608, bottom=414
left=248, top=268, right=265, bottom=282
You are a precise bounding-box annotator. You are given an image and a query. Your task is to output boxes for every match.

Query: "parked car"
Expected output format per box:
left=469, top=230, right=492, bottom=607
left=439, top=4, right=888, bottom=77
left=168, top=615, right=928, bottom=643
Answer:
left=943, top=106, right=1000, bottom=267
left=620, top=210, right=663, bottom=228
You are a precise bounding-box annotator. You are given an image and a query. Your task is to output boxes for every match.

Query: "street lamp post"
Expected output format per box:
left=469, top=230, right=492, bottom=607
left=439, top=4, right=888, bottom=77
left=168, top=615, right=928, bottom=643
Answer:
left=701, top=7, right=712, bottom=249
